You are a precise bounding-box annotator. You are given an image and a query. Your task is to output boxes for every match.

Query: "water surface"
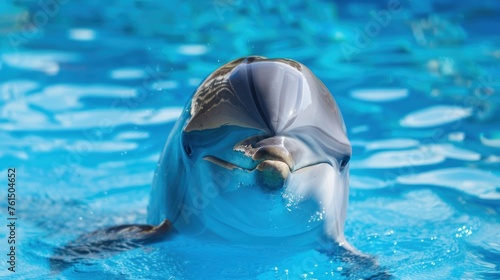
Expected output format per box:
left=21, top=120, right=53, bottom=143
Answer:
left=0, top=0, right=499, bottom=279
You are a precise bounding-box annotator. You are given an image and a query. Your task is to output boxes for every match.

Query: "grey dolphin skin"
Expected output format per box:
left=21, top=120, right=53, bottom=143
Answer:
left=51, top=57, right=381, bottom=275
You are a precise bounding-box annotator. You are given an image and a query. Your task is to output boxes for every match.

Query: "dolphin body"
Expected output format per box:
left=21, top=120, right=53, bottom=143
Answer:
left=148, top=56, right=355, bottom=252
left=51, top=56, right=360, bottom=271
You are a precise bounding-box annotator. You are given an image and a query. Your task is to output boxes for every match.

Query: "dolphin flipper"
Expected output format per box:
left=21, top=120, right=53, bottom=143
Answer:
left=50, top=219, right=172, bottom=272
left=314, top=244, right=389, bottom=279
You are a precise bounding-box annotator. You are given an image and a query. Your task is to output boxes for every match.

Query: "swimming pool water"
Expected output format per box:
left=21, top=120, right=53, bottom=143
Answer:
left=0, top=0, right=499, bottom=279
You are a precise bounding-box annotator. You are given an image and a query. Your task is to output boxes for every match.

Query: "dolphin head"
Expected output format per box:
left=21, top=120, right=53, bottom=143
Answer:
left=149, top=57, right=353, bottom=249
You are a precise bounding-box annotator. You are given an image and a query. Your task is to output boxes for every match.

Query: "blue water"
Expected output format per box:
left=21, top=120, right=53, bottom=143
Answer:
left=0, top=0, right=499, bottom=279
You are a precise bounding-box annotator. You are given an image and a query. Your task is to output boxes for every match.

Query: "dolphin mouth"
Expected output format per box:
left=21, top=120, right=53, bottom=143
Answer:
left=204, top=142, right=322, bottom=190
left=203, top=155, right=255, bottom=171
left=203, top=155, right=293, bottom=172
left=204, top=155, right=292, bottom=190
left=204, top=138, right=296, bottom=173
left=203, top=155, right=325, bottom=174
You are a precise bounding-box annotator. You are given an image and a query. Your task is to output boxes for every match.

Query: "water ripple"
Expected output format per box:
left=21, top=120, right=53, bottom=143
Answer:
left=397, top=168, right=500, bottom=200
left=351, top=149, right=446, bottom=169
left=0, top=107, right=182, bottom=131
left=400, top=106, right=472, bottom=128
left=27, top=84, right=138, bottom=111
left=350, top=88, right=409, bottom=102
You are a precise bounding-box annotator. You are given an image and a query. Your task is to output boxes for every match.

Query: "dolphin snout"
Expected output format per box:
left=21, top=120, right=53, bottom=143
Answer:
left=234, top=136, right=302, bottom=190
left=252, top=145, right=294, bottom=170
left=252, top=145, right=293, bottom=190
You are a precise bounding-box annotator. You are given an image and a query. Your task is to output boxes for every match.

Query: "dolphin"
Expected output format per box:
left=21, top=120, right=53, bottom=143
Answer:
left=148, top=56, right=355, bottom=251
left=51, top=56, right=360, bottom=270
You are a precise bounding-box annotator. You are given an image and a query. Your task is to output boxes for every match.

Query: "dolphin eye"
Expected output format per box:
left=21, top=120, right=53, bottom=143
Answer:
left=339, top=156, right=350, bottom=170
left=184, top=144, right=192, bottom=156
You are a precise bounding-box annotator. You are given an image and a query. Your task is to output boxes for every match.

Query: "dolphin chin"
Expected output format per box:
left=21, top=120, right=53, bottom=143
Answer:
left=194, top=174, right=328, bottom=246
left=255, top=160, right=290, bottom=190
